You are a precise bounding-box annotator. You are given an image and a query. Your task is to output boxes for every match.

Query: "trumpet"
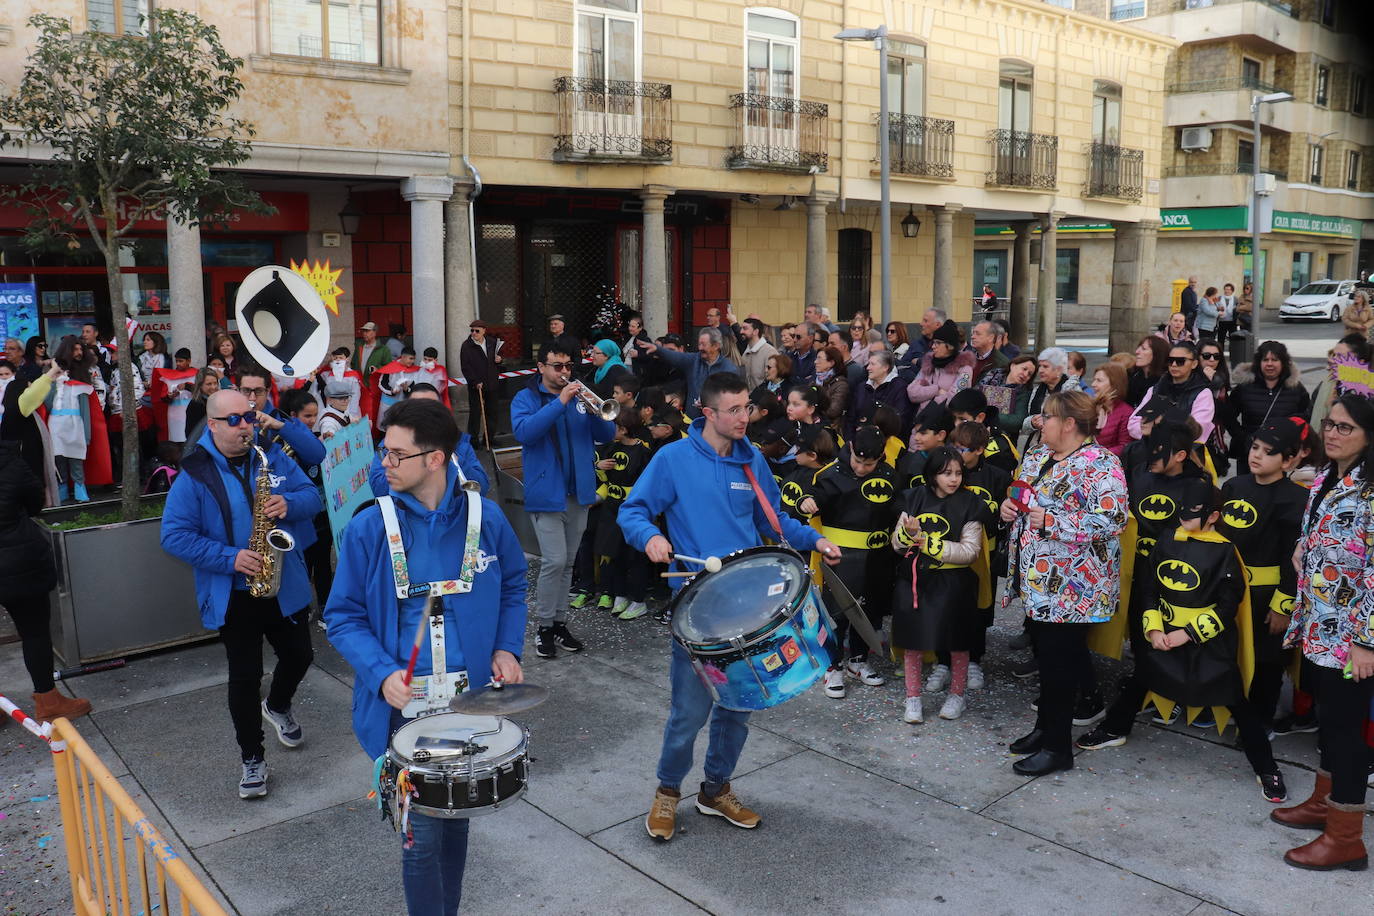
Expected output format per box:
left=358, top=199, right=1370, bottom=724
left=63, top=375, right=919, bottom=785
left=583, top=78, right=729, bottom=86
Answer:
left=572, top=383, right=620, bottom=421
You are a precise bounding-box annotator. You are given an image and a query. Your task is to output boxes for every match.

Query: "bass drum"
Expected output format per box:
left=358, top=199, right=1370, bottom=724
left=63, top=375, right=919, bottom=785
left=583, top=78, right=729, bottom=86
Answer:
left=669, top=546, right=835, bottom=712
left=384, top=712, right=529, bottom=817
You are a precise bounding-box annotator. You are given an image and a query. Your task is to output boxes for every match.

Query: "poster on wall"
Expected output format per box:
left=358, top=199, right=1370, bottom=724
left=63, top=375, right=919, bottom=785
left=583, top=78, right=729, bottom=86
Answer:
left=320, top=419, right=375, bottom=552
left=0, top=282, right=40, bottom=343
left=46, top=315, right=94, bottom=342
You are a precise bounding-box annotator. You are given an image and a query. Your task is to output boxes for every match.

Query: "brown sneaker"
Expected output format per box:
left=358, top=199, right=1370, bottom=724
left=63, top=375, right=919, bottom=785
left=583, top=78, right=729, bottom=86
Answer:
left=645, top=786, right=680, bottom=841
left=32, top=689, right=92, bottom=723
left=695, top=782, right=760, bottom=829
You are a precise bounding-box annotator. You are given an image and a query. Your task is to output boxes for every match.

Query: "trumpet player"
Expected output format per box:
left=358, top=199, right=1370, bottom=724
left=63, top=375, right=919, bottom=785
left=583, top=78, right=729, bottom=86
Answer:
left=160, top=388, right=322, bottom=801
left=511, top=343, right=616, bottom=659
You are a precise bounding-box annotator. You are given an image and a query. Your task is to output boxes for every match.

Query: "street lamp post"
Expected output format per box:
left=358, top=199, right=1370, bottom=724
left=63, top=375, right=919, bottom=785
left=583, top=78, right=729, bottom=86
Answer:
left=836, top=25, right=891, bottom=327
left=1249, top=90, right=1293, bottom=348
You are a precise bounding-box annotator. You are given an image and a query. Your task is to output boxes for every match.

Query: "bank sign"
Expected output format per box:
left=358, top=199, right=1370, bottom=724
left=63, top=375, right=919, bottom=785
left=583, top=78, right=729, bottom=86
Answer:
left=1270, top=211, right=1360, bottom=239
left=1159, top=207, right=1248, bottom=232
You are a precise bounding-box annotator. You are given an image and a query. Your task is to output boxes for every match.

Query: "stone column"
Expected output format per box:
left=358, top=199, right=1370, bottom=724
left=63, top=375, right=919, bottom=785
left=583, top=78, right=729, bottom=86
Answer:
left=166, top=210, right=204, bottom=358
left=1035, top=212, right=1061, bottom=349
left=401, top=175, right=455, bottom=362
left=640, top=185, right=674, bottom=338
left=1108, top=220, right=1161, bottom=355
left=932, top=205, right=960, bottom=316
left=805, top=191, right=835, bottom=312
left=1010, top=221, right=1033, bottom=347
left=445, top=177, right=478, bottom=367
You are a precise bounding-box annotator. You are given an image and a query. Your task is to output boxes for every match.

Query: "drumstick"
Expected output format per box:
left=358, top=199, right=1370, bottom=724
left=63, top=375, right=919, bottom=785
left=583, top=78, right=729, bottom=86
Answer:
left=401, top=594, right=441, bottom=687
left=660, top=571, right=698, bottom=578
left=672, top=554, right=723, bottom=572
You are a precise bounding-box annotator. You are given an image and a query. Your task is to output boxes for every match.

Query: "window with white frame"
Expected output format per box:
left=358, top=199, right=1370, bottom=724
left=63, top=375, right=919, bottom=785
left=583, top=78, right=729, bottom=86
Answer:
left=269, top=0, right=380, bottom=64
left=1351, top=72, right=1368, bottom=116
left=576, top=0, right=640, bottom=85
left=1315, top=64, right=1330, bottom=107
left=745, top=9, right=799, bottom=101
left=1092, top=80, right=1122, bottom=145
left=999, top=61, right=1033, bottom=133
left=888, top=40, right=925, bottom=119
left=88, top=0, right=148, bottom=34
left=1348, top=150, right=1362, bottom=191
left=1309, top=143, right=1325, bottom=184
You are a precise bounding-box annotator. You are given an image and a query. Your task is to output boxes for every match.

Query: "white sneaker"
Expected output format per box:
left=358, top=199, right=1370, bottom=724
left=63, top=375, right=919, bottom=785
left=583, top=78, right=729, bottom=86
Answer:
left=619, top=601, right=648, bottom=620
left=966, top=663, right=985, bottom=690
left=239, top=757, right=268, bottom=799
left=823, top=668, right=846, bottom=699
left=845, top=658, right=886, bottom=687
left=612, top=596, right=630, bottom=615
left=939, top=693, right=967, bottom=720
left=903, top=696, right=923, bottom=724
left=925, top=664, right=950, bottom=693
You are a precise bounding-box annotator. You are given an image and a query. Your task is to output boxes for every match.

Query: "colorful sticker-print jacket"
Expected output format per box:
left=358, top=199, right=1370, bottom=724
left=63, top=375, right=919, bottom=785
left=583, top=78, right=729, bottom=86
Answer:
left=1285, top=464, right=1374, bottom=669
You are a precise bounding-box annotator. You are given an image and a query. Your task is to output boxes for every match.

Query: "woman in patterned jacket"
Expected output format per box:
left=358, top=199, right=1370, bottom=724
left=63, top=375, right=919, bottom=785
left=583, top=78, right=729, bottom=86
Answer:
left=1271, top=394, right=1374, bottom=872
left=999, top=390, right=1128, bottom=777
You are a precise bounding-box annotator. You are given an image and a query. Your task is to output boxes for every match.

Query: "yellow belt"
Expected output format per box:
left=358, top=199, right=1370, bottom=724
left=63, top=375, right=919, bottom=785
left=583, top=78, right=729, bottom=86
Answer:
left=1246, top=565, right=1280, bottom=587
left=820, top=525, right=889, bottom=550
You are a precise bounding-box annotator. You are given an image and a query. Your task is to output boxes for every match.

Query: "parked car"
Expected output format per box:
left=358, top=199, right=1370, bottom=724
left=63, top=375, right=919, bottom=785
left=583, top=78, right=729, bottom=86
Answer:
left=1279, top=279, right=1358, bottom=322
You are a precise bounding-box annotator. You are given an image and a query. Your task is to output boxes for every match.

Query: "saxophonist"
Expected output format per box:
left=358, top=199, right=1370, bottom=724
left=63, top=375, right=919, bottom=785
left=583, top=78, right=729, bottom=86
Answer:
left=161, top=388, right=322, bottom=800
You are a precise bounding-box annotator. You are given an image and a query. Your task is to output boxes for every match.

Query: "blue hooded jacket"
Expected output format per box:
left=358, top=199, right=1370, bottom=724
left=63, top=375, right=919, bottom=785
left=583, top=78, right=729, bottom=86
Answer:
left=510, top=376, right=615, bottom=512
left=160, top=429, right=321, bottom=629
left=619, top=417, right=821, bottom=589
left=325, top=462, right=528, bottom=759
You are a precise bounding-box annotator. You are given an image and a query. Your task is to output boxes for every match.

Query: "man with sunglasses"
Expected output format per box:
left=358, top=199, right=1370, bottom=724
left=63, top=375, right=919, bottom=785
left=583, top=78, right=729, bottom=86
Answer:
left=161, top=388, right=322, bottom=800
left=511, top=344, right=616, bottom=658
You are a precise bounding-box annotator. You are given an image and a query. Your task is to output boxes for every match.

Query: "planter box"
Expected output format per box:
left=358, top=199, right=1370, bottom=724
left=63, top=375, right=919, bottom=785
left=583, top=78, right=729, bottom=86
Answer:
left=42, top=498, right=214, bottom=665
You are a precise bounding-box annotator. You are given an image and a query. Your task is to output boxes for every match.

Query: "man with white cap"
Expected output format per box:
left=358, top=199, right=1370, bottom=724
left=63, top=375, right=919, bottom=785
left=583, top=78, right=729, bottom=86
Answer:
left=351, top=321, right=391, bottom=378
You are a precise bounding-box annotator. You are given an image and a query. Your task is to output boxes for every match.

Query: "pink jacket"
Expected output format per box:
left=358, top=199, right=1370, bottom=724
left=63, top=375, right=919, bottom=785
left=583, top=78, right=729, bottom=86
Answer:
left=1096, top=399, right=1133, bottom=455
left=907, top=350, right=976, bottom=411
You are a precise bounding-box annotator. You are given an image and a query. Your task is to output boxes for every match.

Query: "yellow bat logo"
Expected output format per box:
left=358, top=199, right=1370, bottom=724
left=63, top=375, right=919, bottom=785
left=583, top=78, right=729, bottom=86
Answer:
left=1137, top=535, right=1157, bottom=558
left=1221, top=499, right=1258, bottom=529
left=1159, top=599, right=1176, bottom=624
left=986, top=438, right=1002, bottom=456
left=1157, top=559, right=1201, bottom=592
left=914, top=513, right=950, bottom=537
left=1137, top=493, right=1176, bottom=522
left=966, top=484, right=997, bottom=513
left=781, top=481, right=803, bottom=507
left=866, top=530, right=890, bottom=549
left=861, top=477, right=894, bottom=503
left=612, top=450, right=630, bottom=472
left=1276, top=595, right=1294, bottom=614
left=607, top=483, right=626, bottom=500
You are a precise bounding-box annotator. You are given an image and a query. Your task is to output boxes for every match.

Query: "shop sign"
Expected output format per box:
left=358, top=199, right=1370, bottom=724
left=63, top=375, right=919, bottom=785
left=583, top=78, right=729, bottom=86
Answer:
left=1234, top=237, right=1252, bottom=255
left=1271, top=211, right=1360, bottom=239
left=974, top=222, right=1115, bottom=236
left=0, top=190, right=310, bottom=234
left=1159, top=206, right=1249, bottom=232
left=0, top=282, right=39, bottom=342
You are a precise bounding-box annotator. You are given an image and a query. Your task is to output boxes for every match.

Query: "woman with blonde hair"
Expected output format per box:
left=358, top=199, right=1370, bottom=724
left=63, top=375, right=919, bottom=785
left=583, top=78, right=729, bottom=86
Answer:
left=1090, top=362, right=1132, bottom=455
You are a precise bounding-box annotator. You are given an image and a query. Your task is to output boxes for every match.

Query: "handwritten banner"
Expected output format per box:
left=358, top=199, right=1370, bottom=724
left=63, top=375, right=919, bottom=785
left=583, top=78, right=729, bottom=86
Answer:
left=320, top=420, right=376, bottom=551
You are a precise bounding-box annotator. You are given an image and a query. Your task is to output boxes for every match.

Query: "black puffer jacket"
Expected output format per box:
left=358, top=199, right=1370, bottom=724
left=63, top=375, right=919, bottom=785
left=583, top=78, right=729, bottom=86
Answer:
left=1226, top=368, right=1311, bottom=459
left=0, top=441, right=56, bottom=598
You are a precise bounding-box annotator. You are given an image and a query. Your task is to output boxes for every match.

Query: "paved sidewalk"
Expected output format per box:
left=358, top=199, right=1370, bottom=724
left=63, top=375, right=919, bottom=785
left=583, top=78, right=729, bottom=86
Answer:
left=1, top=573, right=1363, bottom=916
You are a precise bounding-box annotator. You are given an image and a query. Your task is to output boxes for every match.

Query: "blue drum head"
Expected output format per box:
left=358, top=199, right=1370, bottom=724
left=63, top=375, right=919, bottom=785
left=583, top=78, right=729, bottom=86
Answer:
left=672, top=549, right=809, bottom=645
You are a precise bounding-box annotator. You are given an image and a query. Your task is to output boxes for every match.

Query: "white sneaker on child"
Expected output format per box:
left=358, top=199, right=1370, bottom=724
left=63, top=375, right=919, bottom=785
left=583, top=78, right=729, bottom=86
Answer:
left=845, top=658, right=886, bottom=687
left=925, top=664, right=950, bottom=692
left=823, top=668, right=846, bottom=699
left=966, top=663, right=985, bottom=690
left=619, top=601, right=648, bottom=620
left=938, top=693, right=966, bottom=720
left=903, top=697, right=923, bottom=724
left=612, top=596, right=630, bottom=615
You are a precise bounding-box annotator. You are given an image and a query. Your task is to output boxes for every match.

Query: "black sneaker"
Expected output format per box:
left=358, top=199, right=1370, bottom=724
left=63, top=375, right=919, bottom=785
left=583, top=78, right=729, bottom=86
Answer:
left=1076, top=724, right=1127, bottom=750
left=1190, top=709, right=1216, bottom=729
left=1072, top=694, right=1106, bottom=727
left=1011, top=657, right=1038, bottom=679
left=1272, top=711, right=1318, bottom=735
left=1258, top=771, right=1288, bottom=803
left=534, top=627, right=557, bottom=659
left=551, top=622, right=584, bottom=652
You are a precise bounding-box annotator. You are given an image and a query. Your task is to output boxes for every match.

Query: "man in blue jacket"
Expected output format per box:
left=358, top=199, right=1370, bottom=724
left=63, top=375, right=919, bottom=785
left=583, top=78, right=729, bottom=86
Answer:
left=325, top=399, right=526, bottom=916
left=366, top=384, right=488, bottom=497
left=232, top=364, right=327, bottom=468
left=160, top=389, right=321, bottom=800
left=635, top=327, right=739, bottom=417
left=619, top=372, right=842, bottom=842
left=511, top=343, right=616, bottom=658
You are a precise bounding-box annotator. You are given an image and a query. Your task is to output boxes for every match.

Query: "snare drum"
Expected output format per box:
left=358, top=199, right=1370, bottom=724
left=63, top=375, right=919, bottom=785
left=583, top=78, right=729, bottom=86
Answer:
left=384, top=712, right=529, bottom=818
left=669, top=546, right=836, bottom=712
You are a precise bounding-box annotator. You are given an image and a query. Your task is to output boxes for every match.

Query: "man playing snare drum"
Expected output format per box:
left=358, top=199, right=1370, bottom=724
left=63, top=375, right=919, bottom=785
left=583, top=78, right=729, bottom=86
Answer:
left=620, top=372, right=841, bottom=841
left=325, top=399, right=528, bottom=915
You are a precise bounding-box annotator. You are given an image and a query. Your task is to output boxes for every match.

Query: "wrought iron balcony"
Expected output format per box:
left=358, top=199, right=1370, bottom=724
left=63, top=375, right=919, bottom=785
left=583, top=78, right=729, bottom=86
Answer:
left=1085, top=143, right=1145, bottom=201
left=1173, top=0, right=1296, bottom=17
left=1162, top=162, right=1288, bottom=181
left=552, top=77, right=672, bottom=163
left=1167, top=75, right=1282, bottom=94
left=880, top=114, right=954, bottom=180
left=985, top=130, right=1057, bottom=190
left=727, top=93, right=828, bottom=172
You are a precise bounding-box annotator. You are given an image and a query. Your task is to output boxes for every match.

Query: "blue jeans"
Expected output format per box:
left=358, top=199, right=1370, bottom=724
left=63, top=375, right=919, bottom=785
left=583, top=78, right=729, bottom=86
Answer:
left=656, top=641, right=751, bottom=792
left=391, top=711, right=470, bottom=915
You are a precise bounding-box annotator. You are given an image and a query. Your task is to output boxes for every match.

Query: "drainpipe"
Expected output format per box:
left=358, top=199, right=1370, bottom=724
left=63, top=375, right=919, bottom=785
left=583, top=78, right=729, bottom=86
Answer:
left=461, top=155, right=483, bottom=319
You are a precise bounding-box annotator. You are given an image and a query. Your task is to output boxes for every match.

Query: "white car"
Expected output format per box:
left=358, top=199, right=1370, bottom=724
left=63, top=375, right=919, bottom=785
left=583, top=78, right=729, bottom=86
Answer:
left=1280, top=279, right=1358, bottom=322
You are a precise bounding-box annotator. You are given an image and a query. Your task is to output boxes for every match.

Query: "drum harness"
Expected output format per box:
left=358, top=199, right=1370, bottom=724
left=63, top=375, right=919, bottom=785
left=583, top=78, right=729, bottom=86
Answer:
left=372, top=465, right=493, bottom=844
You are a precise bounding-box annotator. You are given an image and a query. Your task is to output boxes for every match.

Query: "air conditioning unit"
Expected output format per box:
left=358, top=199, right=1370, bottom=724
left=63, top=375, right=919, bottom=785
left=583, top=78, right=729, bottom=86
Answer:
left=1180, top=126, right=1213, bottom=152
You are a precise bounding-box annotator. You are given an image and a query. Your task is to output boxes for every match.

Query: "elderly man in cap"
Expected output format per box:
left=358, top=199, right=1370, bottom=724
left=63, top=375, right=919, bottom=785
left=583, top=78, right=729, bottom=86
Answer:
left=352, top=321, right=391, bottom=378
left=547, top=315, right=582, bottom=366
left=459, top=319, right=502, bottom=449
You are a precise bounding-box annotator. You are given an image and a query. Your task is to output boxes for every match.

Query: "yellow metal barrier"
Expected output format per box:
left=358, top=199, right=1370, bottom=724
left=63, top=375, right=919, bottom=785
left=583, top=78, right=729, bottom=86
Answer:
left=49, top=718, right=229, bottom=916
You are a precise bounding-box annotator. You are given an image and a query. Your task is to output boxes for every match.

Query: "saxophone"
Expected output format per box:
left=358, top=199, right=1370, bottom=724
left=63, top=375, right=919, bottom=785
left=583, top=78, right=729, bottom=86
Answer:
left=247, top=445, right=296, bottom=599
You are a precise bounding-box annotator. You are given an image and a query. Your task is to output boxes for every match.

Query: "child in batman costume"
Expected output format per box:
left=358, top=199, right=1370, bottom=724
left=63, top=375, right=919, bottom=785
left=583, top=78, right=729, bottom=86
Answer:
left=891, top=446, right=994, bottom=724
left=593, top=411, right=654, bottom=619
left=1081, top=421, right=1210, bottom=746
left=895, top=404, right=955, bottom=490
left=948, top=388, right=1020, bottom=477
left=1136, top=479, right=1288, bottom=802
left=798, top=427, right=903, bottom=699
left=776, top=423, right=835, bottom=525
left=1216, top=417, right=1310, bottom=730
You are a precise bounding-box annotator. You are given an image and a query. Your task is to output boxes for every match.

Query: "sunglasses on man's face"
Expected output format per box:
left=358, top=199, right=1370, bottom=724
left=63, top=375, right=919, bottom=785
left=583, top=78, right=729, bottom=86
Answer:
left=211, top=411, right=258, bottom=427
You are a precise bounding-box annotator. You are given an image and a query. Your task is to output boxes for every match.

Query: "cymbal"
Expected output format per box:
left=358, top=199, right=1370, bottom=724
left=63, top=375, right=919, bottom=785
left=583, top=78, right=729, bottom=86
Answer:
left=448, top=683, right=550, bottom=715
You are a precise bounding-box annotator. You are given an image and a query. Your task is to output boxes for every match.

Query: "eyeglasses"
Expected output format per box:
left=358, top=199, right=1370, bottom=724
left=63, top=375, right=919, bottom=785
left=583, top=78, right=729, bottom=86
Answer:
left=210, top=412, right=259, bottom=427
left=850, top=325, right=864, bottom=330
left=377, top=446, right=438, bottom=467
left=1167, top=356, right=1194, bottom=366
left=239, top=386, right=268, bottom=397
left=1321, top=419, right=1359, bottom=436
left=543, top=361, right=573, bottom=371
left=1199, top=352, right=1221, bottom=361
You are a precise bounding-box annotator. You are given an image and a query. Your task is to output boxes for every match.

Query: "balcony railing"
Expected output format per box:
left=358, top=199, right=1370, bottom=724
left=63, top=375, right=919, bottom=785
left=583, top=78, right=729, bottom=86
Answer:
left=1086, top=143, right=1145, bottom=200
left=1110, top=1, right=1146, bottom=19
left=1174, top=0, right=1297, bottom=17
left=552, top=77, right=673, bottom=163
left=880, top=114, right=954, bottom=179
left=986, top=130, right=1058, bottom=190
left=1167, top=76, right=1282, bottom=94
left=727, top=93, right=829, bottom=172
left=1162, top=161, right=1288, bottom=181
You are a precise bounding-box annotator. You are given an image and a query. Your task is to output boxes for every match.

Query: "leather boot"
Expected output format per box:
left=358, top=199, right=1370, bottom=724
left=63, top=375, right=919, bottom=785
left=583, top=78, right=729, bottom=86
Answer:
left=32, top=689, right=93, bottom=723
left=1271, top=769, right=1331, bottom=830
left=1284, top=799, right=1368, bottom=871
